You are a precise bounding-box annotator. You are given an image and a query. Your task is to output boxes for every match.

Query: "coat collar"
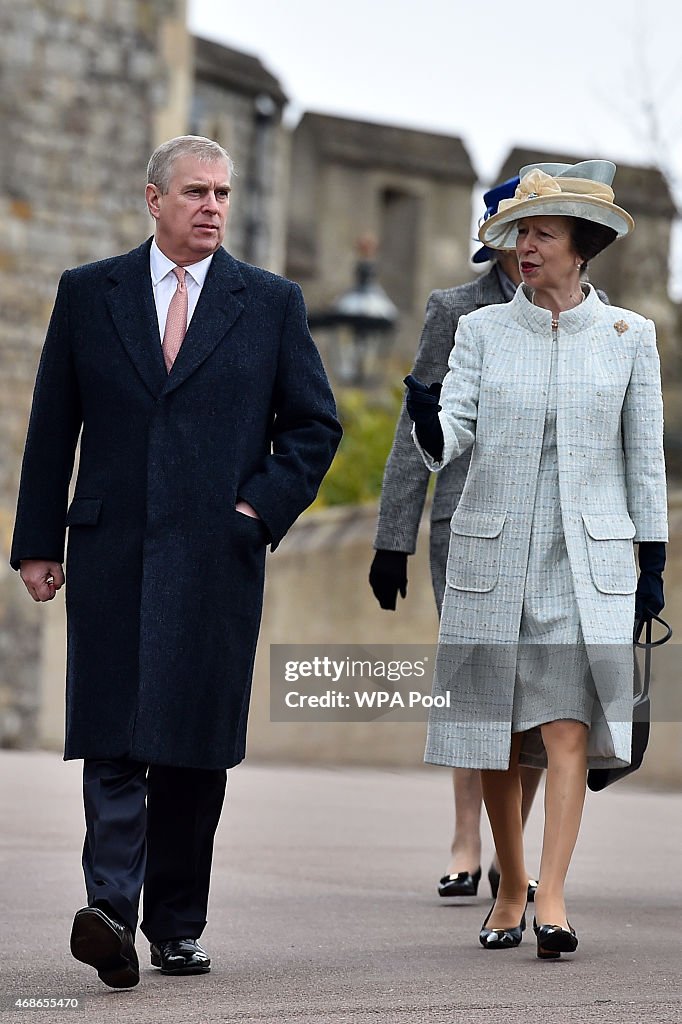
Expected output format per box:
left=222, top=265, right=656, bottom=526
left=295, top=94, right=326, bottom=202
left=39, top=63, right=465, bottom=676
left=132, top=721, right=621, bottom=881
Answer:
left=510, top=282, right=599, bottom=335
left=106, top=239, right=245, bottom=398
left=472, top=265, right=507, bottom=307
left=105, top=239, right=166, bottom=398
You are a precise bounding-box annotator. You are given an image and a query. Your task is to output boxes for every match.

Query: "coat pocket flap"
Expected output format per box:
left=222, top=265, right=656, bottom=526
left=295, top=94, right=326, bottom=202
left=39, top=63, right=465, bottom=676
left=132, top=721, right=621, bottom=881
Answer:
left=450, top=509, right=507, bottom=538
left=582, top=512, right=636, bottom=540
left=66, top=497, right=102, bottom=526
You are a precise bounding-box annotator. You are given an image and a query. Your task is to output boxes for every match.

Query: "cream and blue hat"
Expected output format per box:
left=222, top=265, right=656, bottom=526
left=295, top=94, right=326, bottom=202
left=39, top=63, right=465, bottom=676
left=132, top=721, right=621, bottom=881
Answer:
left=478, top=160, right=635, bottom=251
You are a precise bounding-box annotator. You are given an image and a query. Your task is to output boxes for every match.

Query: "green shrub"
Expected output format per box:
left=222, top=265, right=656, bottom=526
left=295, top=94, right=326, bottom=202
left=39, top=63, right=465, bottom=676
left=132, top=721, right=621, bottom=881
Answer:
left=311, top=386, right=404, bottom=508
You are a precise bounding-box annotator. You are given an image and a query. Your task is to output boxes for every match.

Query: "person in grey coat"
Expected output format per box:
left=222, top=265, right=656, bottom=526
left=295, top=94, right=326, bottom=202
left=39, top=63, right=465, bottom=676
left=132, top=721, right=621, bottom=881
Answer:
left=11, top=135, right=341, bottom=987
left=370, top=179, right=541, bottom=901
left=406, top=160, right=667, bottom=959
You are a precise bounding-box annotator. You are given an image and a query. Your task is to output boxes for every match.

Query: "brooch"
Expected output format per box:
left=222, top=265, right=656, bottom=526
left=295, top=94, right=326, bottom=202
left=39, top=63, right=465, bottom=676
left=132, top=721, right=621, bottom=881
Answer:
left=613, top=320, right=629, bottom=335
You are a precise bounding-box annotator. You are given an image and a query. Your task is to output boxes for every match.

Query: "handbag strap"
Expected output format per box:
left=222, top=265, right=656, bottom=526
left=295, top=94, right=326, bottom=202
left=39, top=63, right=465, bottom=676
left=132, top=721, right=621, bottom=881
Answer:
left=633, top=611, right=672, bottom=702
left=634, top=611, right=673, bottom=649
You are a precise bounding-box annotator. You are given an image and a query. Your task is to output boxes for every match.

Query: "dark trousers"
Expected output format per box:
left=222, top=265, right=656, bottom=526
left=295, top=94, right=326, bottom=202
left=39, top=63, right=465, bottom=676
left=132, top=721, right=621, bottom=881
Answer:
left=82, top=758, right=227, bottom=943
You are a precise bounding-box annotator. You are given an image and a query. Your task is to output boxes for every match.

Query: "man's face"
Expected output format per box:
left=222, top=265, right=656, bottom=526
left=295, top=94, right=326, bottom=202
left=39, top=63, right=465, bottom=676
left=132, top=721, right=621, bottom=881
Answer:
left=145, top=154, right=231, bottom=266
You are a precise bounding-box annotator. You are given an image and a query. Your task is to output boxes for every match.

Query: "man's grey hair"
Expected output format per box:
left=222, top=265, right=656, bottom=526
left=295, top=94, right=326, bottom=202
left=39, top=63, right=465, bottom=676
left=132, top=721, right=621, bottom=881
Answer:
left=147, top=136, right=234, bottom=193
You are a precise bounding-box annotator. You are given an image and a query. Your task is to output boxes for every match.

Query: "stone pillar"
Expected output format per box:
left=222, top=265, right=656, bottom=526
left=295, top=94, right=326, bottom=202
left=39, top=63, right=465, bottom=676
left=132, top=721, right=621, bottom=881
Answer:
left=190, top=38, right=289, bottom=273
left=0, top=0, right=190, bottom=748
left=153, top=3, right=193, bottom=148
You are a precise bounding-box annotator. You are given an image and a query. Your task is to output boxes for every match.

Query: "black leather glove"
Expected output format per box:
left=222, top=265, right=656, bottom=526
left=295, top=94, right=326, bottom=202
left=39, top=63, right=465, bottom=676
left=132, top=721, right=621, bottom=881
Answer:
left=635, top=541, right=666, bottom=621
left=369, top=550, right=408, bottom=610
left=403, top=374, right=444, bottom=462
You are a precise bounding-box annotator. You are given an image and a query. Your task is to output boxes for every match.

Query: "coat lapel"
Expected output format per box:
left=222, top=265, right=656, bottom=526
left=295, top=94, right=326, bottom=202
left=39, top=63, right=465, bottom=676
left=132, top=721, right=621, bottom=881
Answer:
left=161, top=247, right=245, bottom=396
left=106, top=239, right=168, bottom=399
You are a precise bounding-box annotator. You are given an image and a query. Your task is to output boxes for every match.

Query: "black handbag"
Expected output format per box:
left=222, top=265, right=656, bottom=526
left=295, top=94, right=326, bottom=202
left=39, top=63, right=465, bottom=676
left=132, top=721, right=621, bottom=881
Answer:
left=587, top=611, right=672, bottom=792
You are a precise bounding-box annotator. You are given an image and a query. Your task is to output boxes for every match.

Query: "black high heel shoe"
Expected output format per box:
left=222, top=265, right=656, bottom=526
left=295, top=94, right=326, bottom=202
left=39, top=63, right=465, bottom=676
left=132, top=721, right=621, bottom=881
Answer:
left=438, top=866, right=481, bottom=898
left=478, top=902, right=526, bottom=949
left=533, top=918, right=578, bottom=959
left=488, top=866, right=538, bottom=902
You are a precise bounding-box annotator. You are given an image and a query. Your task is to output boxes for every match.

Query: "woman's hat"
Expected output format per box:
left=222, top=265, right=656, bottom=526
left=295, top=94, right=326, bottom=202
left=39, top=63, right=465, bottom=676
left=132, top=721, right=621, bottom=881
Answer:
left=472, top=176, right=520, bottom=263
left=478, top=160, right=634, bottom=251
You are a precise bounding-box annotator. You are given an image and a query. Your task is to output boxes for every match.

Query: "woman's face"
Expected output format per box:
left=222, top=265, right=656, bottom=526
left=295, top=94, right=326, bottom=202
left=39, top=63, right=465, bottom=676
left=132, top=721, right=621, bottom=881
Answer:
left=515, top=216, right=581, bottom=291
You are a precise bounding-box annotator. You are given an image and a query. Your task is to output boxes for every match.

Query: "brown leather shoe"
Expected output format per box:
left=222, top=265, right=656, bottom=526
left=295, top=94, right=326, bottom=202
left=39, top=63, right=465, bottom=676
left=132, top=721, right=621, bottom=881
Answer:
left=150, top=938, right=211, bottom=975
left=70, top=906, right=139, bottom=988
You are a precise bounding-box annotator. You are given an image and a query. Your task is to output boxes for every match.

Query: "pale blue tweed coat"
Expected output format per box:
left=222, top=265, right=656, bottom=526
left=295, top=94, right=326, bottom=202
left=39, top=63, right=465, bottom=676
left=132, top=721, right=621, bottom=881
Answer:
left=415, top=284, right=668, bottom=770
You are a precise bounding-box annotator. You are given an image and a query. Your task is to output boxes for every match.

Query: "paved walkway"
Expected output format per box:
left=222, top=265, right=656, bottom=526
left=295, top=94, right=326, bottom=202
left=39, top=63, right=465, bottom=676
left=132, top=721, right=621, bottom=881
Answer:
left=0, top=750, right=680, bottom=1024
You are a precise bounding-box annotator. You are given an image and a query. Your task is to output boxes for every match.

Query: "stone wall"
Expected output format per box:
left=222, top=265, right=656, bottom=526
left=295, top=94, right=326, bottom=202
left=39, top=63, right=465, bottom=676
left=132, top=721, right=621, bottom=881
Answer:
left=0, top=0, right=189, bottom=747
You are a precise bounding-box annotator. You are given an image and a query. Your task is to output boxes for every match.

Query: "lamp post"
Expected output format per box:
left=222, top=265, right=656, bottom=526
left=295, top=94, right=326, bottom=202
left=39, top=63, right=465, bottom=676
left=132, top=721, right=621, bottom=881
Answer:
left=309, top=236, right=398, bottom=385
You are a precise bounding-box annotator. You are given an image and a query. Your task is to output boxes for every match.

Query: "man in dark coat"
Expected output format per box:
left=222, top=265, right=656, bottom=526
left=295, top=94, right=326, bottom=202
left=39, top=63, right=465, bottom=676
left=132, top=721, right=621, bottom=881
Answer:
left=11, top=135, right=342, bottom=988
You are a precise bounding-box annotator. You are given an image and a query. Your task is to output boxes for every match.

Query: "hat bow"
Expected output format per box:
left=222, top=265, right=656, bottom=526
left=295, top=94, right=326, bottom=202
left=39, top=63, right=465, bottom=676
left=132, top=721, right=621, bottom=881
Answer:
left=498, top=168, right=616, bottom=216
left=515, top=168, right=562, bottom=201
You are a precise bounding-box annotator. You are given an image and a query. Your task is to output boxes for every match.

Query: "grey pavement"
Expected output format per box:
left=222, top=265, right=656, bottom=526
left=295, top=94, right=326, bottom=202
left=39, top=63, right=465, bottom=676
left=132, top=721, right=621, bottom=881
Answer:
left=0, top=749, right=680, bottom=1024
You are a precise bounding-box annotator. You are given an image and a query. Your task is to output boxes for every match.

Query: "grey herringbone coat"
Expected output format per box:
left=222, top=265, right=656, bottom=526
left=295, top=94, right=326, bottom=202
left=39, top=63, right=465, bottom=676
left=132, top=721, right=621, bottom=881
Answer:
left=374, top=267, right=506, bottom=603
left=416, top=284, right=667, bottom=771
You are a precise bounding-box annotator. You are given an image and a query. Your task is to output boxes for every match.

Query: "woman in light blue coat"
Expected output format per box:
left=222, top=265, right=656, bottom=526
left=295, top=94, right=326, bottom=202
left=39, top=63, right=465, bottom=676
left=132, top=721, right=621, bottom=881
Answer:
left=405, top=160, right=667, bottom=959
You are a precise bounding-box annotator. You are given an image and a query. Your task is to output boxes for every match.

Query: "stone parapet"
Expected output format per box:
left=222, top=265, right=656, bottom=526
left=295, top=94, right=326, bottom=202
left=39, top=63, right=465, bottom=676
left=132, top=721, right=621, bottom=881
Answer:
left=26, top=497, right=682, bottom=786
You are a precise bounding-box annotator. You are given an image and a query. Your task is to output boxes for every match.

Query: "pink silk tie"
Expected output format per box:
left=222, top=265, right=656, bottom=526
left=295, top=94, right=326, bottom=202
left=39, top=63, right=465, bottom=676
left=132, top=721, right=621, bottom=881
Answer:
left=162, top=266, right=188, bottom=371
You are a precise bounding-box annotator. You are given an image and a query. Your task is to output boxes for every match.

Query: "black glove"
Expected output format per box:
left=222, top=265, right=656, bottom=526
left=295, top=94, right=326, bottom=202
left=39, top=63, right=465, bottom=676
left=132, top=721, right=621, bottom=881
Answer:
left=403, top=375, right=444, bottom=462
left=369, top=550, right=408, bottom=610
left=635, top=541, right=666, bottom=622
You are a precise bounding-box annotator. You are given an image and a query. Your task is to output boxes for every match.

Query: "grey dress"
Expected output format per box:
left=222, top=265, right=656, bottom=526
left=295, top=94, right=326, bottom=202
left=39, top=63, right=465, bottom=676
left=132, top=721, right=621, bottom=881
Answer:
left=512, top=322, right=596, bottom=735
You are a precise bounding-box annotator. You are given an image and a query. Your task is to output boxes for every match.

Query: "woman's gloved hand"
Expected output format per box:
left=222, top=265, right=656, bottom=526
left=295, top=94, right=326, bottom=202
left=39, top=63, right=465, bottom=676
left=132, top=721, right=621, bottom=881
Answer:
left=403, top=375, right=444, bottom=461
left=369, top=550, right=408, bottom=610
left=635, top=541, right=666, bottom=622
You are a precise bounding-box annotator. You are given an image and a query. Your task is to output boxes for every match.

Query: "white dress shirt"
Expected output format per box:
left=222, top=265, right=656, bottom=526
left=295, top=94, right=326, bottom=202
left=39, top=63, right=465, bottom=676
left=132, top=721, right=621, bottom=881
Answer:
left=150, top=239, right=214, bottom=342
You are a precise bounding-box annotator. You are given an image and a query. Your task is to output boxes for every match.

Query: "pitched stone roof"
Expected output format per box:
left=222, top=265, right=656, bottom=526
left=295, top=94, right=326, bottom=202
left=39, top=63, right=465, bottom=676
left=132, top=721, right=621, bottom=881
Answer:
left=497, top=147, right=676, bottom=217
left=193, top=37, right=287, bottom=107
left=298, top=112, right=475, bottom=182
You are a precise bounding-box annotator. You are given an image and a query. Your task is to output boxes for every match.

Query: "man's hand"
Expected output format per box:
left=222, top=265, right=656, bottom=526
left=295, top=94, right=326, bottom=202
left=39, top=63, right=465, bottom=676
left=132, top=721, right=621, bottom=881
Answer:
left=235, top=499, right=260, bottom=519
left=19, top=560, right=65, bottom=602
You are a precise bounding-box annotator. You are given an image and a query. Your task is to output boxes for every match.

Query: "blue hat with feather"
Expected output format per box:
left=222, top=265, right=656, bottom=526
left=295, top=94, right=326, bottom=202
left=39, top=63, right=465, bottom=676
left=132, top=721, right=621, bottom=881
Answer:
left=472, top=176, right=520, bottom=263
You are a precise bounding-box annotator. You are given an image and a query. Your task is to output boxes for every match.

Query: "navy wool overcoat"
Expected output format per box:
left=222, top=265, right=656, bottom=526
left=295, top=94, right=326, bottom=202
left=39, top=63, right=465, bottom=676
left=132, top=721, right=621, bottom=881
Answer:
left=11, top=240, right=342, bottom=769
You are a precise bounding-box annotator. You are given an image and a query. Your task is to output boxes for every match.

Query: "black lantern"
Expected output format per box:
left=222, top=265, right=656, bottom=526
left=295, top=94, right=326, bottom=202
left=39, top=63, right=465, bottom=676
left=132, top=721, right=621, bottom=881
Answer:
left=309, top=236, right=398, bottom=385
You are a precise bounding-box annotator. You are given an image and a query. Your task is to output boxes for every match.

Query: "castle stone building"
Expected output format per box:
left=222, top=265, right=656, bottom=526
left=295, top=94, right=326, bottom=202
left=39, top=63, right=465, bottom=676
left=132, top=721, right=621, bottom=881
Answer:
left=287, top=112, right=476, bottom=372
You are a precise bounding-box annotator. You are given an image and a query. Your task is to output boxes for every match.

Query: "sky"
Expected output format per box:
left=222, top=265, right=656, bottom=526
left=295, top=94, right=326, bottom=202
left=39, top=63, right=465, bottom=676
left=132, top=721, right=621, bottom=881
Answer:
left=188, top=0, right=682, bottom=291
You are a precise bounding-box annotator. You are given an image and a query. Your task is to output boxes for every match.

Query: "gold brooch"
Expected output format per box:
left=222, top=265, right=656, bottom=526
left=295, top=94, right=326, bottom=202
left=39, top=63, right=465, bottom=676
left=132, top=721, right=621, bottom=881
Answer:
left=614, top=320, right=629, bottom=335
